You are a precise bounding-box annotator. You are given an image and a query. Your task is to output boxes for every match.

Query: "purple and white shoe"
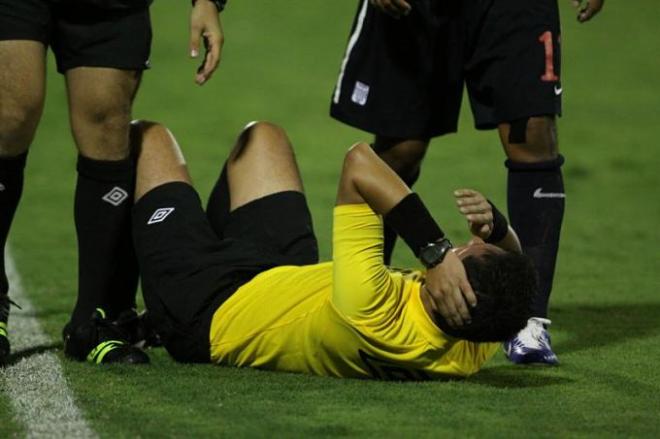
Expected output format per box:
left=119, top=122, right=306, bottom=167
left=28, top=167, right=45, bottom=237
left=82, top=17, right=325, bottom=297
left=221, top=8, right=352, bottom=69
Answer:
left=504, top=317, right=559, bottom=365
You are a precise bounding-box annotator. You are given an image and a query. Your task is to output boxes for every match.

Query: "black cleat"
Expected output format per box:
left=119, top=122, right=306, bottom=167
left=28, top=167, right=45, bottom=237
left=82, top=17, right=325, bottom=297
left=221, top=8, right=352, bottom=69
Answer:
left=63, top=308, right=150, bottom=365
left=112, top=309, right=162, bottom=349
left=0, top=325, right=8, bottom=367
left=0, top=295, right=20, bottom=367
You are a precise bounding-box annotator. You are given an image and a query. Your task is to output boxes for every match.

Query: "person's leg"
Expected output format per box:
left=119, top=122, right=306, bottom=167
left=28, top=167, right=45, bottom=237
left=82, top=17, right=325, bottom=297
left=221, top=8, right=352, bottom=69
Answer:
left=0, top=40, right=46, bottom=364
left=138, top=121, right=305, bottom=254
left=44, top=0, right=152, bottom=362
left=133, top=121, right=191, bottom=200
left=59, top=70, right=153, bottom=364
left=463, top=0, right=562, bottom=364
left=226, top=121, right=304, bottom=210
left=499, top=116, right=563, bottom=319
left=133, top=121, right=314, bottom=363
left=64, top=67, right=143, bottom=330
left=206, top=122, right=305, bottom=242
left=372, top=136, right=429, bottom=264
left=64, top=120, right=183, bottom=365
left=133, top=121, right=223, bottom=363
left=498, top=116, right=563, bottom=366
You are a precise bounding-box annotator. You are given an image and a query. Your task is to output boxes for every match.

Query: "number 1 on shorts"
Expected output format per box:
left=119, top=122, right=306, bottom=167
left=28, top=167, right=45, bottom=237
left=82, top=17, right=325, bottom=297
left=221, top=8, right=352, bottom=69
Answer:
left=539, top=31, right=559, bottom=82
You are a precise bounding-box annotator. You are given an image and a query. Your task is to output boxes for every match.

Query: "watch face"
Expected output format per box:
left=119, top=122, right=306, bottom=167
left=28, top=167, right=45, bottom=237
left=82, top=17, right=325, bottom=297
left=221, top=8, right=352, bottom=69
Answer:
left=421, top=244, right=444, bottom=266
left=420, top=240, right=452, bottom=268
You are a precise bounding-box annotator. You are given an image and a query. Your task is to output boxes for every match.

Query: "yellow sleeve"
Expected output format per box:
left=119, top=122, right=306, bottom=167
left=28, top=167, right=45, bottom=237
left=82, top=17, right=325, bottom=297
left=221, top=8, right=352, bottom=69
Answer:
left=332, top=204, right=403, bottom=321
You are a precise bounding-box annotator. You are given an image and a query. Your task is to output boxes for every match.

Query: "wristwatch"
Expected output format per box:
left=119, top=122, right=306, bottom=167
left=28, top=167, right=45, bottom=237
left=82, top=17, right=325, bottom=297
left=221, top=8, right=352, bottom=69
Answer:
left=419, top=238, right=453, bottom=269
left=192, top=0, right=226, bottom=12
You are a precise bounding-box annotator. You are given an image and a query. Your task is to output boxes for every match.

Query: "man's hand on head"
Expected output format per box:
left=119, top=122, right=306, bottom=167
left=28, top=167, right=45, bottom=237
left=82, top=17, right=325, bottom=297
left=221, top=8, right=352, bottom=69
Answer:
left=571, top=0, right=605, bottom=23
left=454, top=189, right=494, bottom=240
left=190, top=0, right=224, bottom=85
left=369, top=0, right=412, bottom=19
left=424, top=251, right=477, bottom=329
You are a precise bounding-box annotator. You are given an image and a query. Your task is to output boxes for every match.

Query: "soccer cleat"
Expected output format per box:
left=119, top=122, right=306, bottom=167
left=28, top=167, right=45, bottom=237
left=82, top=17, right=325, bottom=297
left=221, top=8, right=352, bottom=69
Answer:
left=0, top=322, right=8, bottom=366
left=0, top=301, right=8, bottom=366
left=63, top=308, right=150, bottom=365
left=504, top=317, right=559, bottom=365
left=112, top=309, right=162, bottom=349
left=0, top=296, right=20, bottom=366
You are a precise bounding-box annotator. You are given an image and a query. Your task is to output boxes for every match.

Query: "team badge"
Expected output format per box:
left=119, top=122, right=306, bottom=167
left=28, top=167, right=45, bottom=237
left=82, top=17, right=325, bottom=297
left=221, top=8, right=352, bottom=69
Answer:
left=148, top=207, right=175, bottom=225
left=351, top=81, right=370, bottom=106
left=102, top=187, right=129, bottom=206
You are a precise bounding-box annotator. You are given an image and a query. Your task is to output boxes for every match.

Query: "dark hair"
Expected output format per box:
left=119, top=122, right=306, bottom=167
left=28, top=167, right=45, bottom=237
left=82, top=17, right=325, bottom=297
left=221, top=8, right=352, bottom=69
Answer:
left=435, top=252, right=538, bottom=342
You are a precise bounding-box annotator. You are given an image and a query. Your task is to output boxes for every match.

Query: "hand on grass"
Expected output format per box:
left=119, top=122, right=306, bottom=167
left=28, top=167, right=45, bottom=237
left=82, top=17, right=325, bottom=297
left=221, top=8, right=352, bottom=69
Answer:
left=190, top=0, right=224, bottom=85
left=571, top=0, right=605, bottom=23
left=424, top=251, right=476, bottom=328
left=369, top=0, right=412, bottom=19
left=454, top=189, right=494, bottom=240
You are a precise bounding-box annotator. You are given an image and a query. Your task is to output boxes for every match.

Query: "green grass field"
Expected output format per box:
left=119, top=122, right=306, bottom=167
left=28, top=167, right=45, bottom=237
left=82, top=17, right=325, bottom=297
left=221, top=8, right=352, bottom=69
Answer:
left=2, top=1, right=660, bottom=437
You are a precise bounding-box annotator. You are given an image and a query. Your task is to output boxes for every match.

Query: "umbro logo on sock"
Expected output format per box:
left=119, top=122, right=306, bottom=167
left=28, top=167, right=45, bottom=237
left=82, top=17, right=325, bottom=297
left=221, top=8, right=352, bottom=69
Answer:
left=148, top=208, right=175, bottom=225
left=533, top=188, right=566, bottom=199
left=102, top=187, right=129, bottom=206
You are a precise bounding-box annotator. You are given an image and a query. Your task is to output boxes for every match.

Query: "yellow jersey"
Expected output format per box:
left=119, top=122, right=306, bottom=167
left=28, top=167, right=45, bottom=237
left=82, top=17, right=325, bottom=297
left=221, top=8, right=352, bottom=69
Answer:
left=209, top=204, right=498, bottom=380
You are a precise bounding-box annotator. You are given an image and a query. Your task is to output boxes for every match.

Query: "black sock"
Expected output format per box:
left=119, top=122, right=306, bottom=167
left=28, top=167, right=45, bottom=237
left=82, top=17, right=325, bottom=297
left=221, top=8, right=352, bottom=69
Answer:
left=506, top=155, right=565, bottom=318
left=382, top=168, right=421, bottom=265
left=70, top=155, right=138, bottom=327
left=0, top=152, right=28, bottom=297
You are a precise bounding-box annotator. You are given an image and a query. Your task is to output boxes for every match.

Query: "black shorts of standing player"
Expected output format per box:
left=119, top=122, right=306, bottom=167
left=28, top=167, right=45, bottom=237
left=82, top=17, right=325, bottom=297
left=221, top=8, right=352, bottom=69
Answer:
left=0, top=0, right=152, bottom=72
left=132, top=173, right=319, bottom=363
left=463, top=0, right=562, bottom=131
left=331, top=0, right=561, bottom=138
left=330, top=0, right=464, bottom=139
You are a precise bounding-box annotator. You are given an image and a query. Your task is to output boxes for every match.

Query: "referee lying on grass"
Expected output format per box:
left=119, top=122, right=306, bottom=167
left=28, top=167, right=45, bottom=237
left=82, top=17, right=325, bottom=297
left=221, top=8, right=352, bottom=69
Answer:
left=127, top=120, right=537, bottom=379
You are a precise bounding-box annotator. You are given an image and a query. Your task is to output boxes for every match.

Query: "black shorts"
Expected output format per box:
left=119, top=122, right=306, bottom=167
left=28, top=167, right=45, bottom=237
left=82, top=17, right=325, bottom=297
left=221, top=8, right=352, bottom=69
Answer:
left=132, top=181, right=319, bottom=363
left=330, top=0, right=561, bottom=137
left=330, top=0, right=464, bottom=139
left=464, top=0, right=562, bottom=129
left=0, top=0, right=151, bottom=73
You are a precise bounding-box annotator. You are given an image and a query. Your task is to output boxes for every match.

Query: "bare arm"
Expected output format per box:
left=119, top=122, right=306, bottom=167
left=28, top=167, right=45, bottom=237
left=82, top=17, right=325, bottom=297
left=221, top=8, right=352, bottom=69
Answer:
left=336, top=142, right=410, bottom=212
left=337, top=143, right=476, bottom=328
left=454, top=189, right=522, bottom=254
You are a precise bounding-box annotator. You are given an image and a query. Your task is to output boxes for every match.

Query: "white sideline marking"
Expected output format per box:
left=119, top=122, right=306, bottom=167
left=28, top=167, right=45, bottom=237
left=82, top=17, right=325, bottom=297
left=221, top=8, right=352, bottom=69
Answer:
left=0, top=248, right=96, bottom=438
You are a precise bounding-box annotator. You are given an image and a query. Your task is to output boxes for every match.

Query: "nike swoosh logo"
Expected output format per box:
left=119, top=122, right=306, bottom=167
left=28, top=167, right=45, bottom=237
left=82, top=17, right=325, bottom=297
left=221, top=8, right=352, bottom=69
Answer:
left=554, top=85, right=563, bottom=96
left=534, top=188, right=566, bottom=199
